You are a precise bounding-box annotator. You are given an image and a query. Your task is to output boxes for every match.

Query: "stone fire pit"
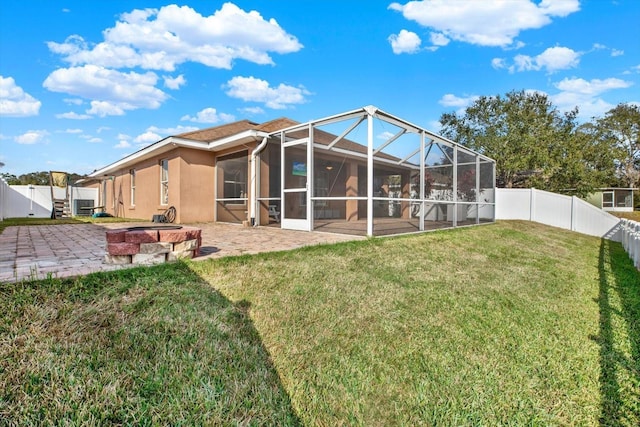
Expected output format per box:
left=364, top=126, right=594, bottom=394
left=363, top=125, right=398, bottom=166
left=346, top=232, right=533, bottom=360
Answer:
left=105, top=225, right=202, bottom=265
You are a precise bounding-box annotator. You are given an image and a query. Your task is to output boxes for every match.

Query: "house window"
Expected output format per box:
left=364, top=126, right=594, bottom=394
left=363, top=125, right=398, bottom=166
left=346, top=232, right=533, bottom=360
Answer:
left=218, top=151, right=248, bottom=204
left=160, top=159, right=169, bottom=205
left=130, top=169, right=136, bottom=206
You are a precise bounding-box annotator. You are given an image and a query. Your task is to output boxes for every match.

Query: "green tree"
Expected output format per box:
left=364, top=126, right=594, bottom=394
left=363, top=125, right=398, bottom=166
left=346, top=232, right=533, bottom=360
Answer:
left=595, top=103, right=640, bottom=187
left=0, top=173, right=19, bottom=184
left=0, top=171, right=87, bottom=185
left=439, top=90, right=615, bottom=196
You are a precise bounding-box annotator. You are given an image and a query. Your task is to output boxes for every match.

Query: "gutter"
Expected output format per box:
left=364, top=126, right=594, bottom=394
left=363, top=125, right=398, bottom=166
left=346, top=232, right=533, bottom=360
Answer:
left=249, top=136, right=270, bottom=226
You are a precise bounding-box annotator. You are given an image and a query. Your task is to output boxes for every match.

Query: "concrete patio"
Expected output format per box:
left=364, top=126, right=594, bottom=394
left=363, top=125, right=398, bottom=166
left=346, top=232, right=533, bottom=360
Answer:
left=0, top=222, right=363, bottom=283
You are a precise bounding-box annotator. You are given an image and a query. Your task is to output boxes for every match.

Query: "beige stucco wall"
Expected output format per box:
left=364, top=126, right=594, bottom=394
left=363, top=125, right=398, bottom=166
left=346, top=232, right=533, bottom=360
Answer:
left=85, top=147, right=218, bottom=223
left=176, top=147, right=215, bottom=223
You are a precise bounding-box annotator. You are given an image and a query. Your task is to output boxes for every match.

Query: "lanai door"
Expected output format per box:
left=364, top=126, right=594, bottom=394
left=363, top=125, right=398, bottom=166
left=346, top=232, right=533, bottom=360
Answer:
left=281, top=137, right=312, bottom=231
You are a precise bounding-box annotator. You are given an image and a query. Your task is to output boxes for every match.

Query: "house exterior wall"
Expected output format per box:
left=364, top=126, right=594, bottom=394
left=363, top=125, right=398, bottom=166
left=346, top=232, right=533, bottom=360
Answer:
left=176, top=148, right=215, bottom=223
left=585, top=192, right=602, bottom=209
left=113, top=153, right=181, bottom=221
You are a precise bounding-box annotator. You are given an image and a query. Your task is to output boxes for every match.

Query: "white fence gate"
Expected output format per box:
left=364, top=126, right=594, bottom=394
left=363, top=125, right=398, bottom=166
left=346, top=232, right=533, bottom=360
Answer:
left=0, top=184, right=98, bottom=220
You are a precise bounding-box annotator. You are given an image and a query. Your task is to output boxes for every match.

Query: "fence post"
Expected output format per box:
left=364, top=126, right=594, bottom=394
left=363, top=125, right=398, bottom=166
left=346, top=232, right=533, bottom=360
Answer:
left=530, top=188, right=536, bottom=222
left=632, top=222, right=640, bottom=269
left=571, top=196, right=577, bottom=232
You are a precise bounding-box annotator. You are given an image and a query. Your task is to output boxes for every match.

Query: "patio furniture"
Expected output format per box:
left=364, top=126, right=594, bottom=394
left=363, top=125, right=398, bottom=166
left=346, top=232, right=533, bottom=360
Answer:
left=269, top=205, right=280, bottom=222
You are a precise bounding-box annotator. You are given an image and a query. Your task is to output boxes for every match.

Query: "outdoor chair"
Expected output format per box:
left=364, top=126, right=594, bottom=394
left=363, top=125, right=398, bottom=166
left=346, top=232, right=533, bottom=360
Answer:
left=268, top=205, right=280, bottom=222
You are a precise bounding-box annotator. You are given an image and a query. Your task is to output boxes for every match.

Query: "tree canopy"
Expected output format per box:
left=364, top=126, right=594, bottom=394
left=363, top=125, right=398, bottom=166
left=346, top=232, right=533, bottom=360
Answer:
left=439, top=90, right=618, bottom=196
left=0, top=171, right=86, bottom=186
left=594, top=103, right=640, bottom=188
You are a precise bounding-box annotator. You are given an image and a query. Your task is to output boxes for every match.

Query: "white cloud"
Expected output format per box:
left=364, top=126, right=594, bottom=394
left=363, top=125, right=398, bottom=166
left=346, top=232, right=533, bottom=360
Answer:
left=134, top=131, right=162, bottom=144
left=43, top=65, right=167, bottom=115
left=439, top=93, right=478, bottom=108
left=114, top=139, right=131, bottom=149
left=377, top=131, right=395, bottom=140
left=117, top=133, right=131, bottom=140
left=491, top=58, right=507, bottom=70
left=14, top=130, right=49, bottom=145
left=224, top=76, right=309, bottom=109
left=180, top=107, right=235, bottom=123
left=134, top=125, right=199, bottom=144
left=513, top=46, right=581, bottom=73
left=64, top=98, right=84, bottom=105
left=611, top=49, right=624, bottom=57
left=554, top=77, right=632, bottom=95
left=148, top=125, right=199, bottom=135
left=164, top=74, right=186, bottom=90
left=388, top=30, right=422, bottom=54
left=550, top=77, right=634, bottom=119
left=0, top=76, right=42, bottom=117
left=239, top=106, right=265, bottom=115
left=87, top=101, right=125, bottom=117
left=96, top=126, right=111, bottom=133
left=389, top=0, right=580, bottom=48
left=47, top=3, right=302, bottom=72
left=429, top=32, right=450, bottom=47
left=55, top=111, right=92, bottom=119
left=64, top=128, right=83, bottom=134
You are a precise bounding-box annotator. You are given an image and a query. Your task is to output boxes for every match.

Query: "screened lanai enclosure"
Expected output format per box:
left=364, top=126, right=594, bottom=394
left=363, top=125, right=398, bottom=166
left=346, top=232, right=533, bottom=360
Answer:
left=253, top=105, right=495, bottom=237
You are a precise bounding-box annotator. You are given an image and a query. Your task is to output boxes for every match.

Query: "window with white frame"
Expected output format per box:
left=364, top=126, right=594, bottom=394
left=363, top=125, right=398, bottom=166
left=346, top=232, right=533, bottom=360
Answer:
left=160, top=159, right=169, bottom=205
left=130, top=169, right=136, bottom=206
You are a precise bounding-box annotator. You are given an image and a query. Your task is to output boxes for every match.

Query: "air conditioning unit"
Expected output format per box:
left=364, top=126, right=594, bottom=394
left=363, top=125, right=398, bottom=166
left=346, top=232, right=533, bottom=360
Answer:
left=74, top=199, right=95, bottom=216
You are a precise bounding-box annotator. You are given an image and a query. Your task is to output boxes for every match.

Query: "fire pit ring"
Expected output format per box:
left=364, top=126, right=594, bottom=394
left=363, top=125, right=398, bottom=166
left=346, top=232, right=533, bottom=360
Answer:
left=126, top=225, right=183, bottom=231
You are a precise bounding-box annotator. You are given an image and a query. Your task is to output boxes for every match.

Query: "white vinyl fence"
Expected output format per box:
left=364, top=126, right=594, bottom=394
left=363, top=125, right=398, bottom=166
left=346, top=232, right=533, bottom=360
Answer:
left=0, top=184, right=98, bottom=220
left=0, top=177, right=8, bottom=221
left=496, top=188, right=622, bottom=241
left=620, top=219, right=640, bottom=270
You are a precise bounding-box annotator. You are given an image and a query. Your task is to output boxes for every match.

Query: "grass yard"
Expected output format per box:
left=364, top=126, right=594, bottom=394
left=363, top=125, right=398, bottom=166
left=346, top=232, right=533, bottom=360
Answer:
left=1, top=221, right=639, bottom=425
left=613, top=211, right=640, bottom=222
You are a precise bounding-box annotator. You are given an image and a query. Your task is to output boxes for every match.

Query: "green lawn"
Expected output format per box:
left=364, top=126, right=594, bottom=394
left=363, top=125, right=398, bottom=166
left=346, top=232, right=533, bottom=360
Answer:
left=613, top=211, right=640, bottom=222
left=1, top=221, right=639, bottom=425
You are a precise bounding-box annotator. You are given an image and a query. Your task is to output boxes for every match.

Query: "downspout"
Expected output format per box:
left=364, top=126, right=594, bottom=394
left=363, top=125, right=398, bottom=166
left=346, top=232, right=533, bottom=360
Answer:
left=250, top=136, right=269, bottom=226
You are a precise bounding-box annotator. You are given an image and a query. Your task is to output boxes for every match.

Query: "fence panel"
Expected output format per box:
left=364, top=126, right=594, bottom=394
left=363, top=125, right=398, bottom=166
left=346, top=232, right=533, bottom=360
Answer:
left=495, top=188, right=532, bottom=220
left=620, top=219, right=640, bottom=270
left=0, top=178, right=8, bottom=221
left=496, top=188, right=621, bottom=241
left=1, top=185, right=98, bottom=218
left=534, top=190, right=572, bottom=230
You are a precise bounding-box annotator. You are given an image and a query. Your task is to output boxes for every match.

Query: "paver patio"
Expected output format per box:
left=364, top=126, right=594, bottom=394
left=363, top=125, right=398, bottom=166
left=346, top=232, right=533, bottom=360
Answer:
left=0, top=222, right=363, bottom=283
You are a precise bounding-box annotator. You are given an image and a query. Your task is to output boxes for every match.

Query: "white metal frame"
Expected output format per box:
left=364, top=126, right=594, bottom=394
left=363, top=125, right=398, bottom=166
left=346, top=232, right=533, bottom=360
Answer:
left=265, top=105, right=496, bottom=236
left=281, top=132, right=312, bottom=231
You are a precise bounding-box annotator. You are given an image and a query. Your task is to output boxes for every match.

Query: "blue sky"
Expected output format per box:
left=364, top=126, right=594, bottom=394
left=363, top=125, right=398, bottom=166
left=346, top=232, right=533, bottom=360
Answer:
left=1, top=0, right=639, bottom=176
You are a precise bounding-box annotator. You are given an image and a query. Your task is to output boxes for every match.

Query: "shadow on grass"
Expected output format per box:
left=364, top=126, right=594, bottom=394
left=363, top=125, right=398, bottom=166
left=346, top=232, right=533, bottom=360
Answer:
left=596, top=239, right=640, bottom=426
left=1, top=262, right=300, bottom=425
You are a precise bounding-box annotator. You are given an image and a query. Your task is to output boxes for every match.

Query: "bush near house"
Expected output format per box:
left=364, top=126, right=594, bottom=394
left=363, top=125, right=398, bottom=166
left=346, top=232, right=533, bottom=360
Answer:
left=1, top=221, right=639, bottom=425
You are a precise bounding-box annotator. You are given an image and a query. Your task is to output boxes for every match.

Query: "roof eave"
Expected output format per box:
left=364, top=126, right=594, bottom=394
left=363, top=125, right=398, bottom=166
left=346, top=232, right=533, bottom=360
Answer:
left=88, top=130, right=269, bottom=177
